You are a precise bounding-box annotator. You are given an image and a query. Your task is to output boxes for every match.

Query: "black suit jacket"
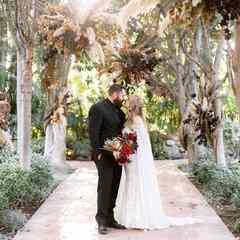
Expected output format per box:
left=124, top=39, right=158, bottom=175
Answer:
left=88, top=98, right=126, bottom=161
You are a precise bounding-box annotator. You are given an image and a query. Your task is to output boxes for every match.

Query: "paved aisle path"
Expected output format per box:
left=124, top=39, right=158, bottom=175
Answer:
left=13, top=161, right=235, bottom=240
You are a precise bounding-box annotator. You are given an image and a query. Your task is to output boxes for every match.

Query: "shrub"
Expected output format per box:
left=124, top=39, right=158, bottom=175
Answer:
left=234, top=220, right=240, bottom=234
left=0, top=191, right=9, bottom=211
left=191, top=155, right=240, bottom=207
left=0, top=150, right=54, bottom=211
left=0, top=161, right=33, bottom=207
left=0, top=147, right=18, bottom=164
left=207, top=169, right=240, bottom=201
left=224, top=119, right=240, bottom=161
left=32, top=138, right=45, bottom=155
left=29, top=154, right=54, bottom=200
left=191, top=158, right=217, bottom=185
left=232, top=190, right=240, bottom=208
left=66, top=138, right=91, bottom=160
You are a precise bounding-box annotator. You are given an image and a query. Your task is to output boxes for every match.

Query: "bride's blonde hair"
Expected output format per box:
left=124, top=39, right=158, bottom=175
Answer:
left=126, top=95, right=145, bottom=126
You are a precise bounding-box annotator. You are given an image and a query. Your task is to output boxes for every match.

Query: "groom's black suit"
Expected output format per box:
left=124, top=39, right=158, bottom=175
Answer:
left=88, top=98, right=126, bottom=225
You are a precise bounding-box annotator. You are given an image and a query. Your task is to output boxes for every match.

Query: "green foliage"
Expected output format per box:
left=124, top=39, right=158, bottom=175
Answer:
left=66, top=60, right=104, bottom=159
left=127, top=85, right=181, bottom=133
left=0, top=147, right=18, bottom=164
left=0, top=68, right=46, bottom=140
left=28, top=154, right=54, bottom=200
left=145, top=92, right=180, bottom=134
left=223, top=119, right=240, bottom=161
left=9, top=114, right=17, bottom=138
left=67, top=99, right=88, bottom=141
left=0, top=191, right=9, bottom=211
left=0, top=65, right=16, bottom=114
left=66, top=98, right=91, bottom=160
left=0, top=67, right=9, bottom=91
left=231, top=190, right=240, bottom=209
left=234, top=220, right=240, bottom=234
left=149, top=131, right=168, bottom=160
left=0, top=149, right=54, bottom=211
left=223, top=94, right=239, bottom=121
left=207, top=169, right=240, bottom=201
left=191, top=156, right=240, bottom=207
left=191, top=158, right=217, bottom=185
left=224, top=119, right=234, bottom=146
left=0, top=162, right=32, bottom=208
left=31, top=81, right=47, bottom=139
left=69, top=60, right=104, bottom=106
left=32, top=138, right=45, bottom=155
left=67, top=73, right=181, bottom=160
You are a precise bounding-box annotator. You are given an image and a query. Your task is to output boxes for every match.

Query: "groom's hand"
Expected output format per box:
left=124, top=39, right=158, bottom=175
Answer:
left=97, top=153, right=102, bottom=160
left=113, top=151, right=120, bottom=160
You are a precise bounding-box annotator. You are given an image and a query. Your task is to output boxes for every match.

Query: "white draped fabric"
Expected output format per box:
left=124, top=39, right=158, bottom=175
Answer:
left=116, top=116, right=201, bottom=230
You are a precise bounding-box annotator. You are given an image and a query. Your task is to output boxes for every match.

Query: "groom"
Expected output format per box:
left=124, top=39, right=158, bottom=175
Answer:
left=88, top=84, right=126, bottom=234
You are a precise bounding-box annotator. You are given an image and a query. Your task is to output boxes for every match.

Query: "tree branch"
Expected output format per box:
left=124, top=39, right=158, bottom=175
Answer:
left=179, top=32, right=212, bottom=80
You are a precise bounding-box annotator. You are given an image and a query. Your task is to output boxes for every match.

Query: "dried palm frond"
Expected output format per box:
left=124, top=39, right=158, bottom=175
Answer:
left=38, top=4, right=90, bottom=58
left=38, top=3, right=108, bottom=95
left=183, top=78, right=220, bottom=146
left=101, top=37, right=161, bottom=85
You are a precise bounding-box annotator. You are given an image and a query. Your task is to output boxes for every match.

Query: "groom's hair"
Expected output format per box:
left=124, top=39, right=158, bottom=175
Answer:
left=108, top=84, right=124, bottom=96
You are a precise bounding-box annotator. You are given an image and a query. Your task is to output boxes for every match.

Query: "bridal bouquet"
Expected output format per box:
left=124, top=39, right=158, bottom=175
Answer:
left=103, top=130, right=138, bottom=165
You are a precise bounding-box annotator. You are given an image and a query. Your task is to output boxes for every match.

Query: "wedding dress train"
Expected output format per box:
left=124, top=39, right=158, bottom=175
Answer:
left=116, top=116, right=201, bottom=230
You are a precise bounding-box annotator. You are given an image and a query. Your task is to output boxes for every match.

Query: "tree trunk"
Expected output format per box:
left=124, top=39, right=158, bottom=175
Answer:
left=1, top=1, right=41, bottom=170
left=230, top=18, right=240, bottom=113
left=213, top=35, right=227, bottom=168
left=44, top=54, right=72, bottom=178
left=16, top=49, right=23, bottom=156
left=200, top=23, right=226, bottom=168
left=175, top=66, right=196, bottom=165
left=178, top=22, right=203, bottom=166
left=17, top=44, right=33, bottom=170
left=0, top=16, right=8, bottom=68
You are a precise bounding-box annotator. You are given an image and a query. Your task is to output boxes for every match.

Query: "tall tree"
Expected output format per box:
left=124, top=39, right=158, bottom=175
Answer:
left=0, top=0, right=44, bottom=169
left=228, top=18, right=240, bottom=114
left=212, top=34, right=227, bottom=168
left=38, top=1, right=108, bottom=177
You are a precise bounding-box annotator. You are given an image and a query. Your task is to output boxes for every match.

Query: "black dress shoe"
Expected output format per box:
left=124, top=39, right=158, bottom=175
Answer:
left=98, top=224, right=109, bottom=235
left=108, top=221, right=126, bottom=229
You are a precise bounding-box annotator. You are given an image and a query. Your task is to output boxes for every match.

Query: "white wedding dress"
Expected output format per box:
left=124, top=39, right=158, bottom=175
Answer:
left=116, top=116, right=201, bottom=230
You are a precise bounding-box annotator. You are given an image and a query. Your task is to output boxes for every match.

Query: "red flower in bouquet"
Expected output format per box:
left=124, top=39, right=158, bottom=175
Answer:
left=128, top=132, right=137, bottom=142
left=102, top=129, right=138, bottom=165
left=121, top=144, right=134, bottom=156
left=118, top=155, right=128, bottom=165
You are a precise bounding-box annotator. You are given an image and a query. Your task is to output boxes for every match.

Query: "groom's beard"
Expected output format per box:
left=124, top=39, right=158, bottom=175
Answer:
left=113, top=98, right=123, bottom=108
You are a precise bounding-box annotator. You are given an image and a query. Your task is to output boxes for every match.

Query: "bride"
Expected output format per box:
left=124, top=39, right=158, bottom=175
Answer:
left=116, top=95, right=201, bottom=230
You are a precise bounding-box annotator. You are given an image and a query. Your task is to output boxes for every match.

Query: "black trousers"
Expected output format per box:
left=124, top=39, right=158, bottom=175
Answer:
left=94, top=153, right=122, bottom=225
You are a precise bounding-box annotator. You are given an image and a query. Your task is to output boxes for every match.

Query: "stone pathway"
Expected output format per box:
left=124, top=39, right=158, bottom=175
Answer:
left=13, top=161, right=236, bottom=240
